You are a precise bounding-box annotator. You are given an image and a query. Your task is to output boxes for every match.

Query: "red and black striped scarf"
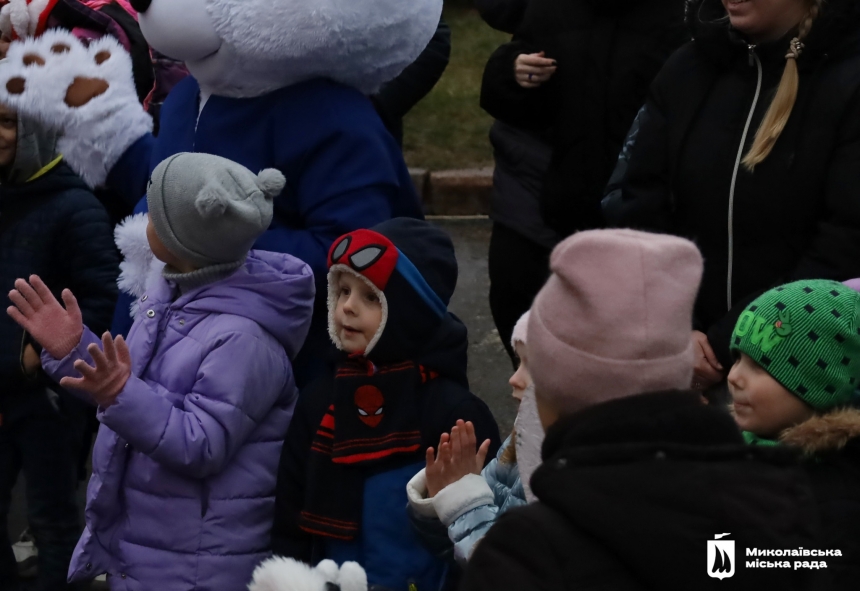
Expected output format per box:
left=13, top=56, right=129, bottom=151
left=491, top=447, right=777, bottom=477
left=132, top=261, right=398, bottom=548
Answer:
left=299, top=357, right=438, bottom=540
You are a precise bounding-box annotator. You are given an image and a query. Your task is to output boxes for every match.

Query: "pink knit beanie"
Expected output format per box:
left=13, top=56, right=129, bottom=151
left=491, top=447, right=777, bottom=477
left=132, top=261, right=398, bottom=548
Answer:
left=527, top=229, right=703, bottom=415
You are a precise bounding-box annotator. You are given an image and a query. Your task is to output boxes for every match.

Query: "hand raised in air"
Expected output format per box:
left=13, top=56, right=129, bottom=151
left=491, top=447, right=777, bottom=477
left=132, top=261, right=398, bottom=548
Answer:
left=60, top=331, right=132, bottom=408
left=7, top=274, right=83, bottom=359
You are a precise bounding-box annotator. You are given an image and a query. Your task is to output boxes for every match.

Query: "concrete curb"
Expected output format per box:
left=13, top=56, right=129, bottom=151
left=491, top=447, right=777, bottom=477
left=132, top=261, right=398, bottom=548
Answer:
left=410, top=167, right=493, bottom=216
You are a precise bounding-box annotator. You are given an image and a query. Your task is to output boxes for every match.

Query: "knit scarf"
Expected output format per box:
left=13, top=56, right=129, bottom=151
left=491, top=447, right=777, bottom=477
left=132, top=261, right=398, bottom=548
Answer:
left=299, top=357, right=438, bottom=540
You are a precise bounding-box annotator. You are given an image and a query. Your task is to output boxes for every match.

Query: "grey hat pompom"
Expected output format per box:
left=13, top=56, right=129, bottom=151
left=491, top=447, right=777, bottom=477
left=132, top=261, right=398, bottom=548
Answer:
left=256, top=169, right=286, bottom=199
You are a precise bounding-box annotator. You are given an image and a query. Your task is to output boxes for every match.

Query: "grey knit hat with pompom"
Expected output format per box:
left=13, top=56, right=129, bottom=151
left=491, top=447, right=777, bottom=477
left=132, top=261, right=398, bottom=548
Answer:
left=147, top=152, right=284, bottom=268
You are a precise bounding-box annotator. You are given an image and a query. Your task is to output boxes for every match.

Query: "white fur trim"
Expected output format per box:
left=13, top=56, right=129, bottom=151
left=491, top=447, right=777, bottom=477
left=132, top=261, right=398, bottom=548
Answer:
left=511, top=310, right=530, bottom=350
left=514, top=384, right=544, bottom=504
left=406, top=468, right=438, bottom=519
left=8, top=0, right=30, bottom=38
left=247, top=556, right=327, bottom=591
left=337, top=562, right=368, bottom=591
left=327, top=264, right=388, bottom=355
left=114, top=213, right=164, bottom=318
left=0, top=31, right=152, bottom=187
left=0, top=5, right=12, bottom=40
left=432, top=473, right=495, bottom=527
left=25, top=0, right=51, bottom=35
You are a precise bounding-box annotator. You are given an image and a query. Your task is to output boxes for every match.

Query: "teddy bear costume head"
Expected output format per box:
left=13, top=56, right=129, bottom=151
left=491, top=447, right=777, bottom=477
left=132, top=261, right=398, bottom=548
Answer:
left=136, top=0, right=443, bottom=96
left=2, top=0, right=441, bottom=97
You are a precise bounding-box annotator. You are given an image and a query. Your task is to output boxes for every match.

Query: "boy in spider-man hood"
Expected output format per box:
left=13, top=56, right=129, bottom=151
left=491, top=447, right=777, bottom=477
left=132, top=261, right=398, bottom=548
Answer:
left=272, top=217, right=501, bottom=590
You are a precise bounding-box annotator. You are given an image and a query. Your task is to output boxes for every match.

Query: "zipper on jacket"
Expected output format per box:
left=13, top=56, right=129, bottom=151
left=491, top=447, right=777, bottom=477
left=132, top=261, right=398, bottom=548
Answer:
left=727, top=45, right=762, bottom=311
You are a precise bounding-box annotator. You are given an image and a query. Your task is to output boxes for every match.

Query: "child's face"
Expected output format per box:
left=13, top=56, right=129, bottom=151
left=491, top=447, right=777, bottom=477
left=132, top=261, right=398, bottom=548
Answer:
left=0, top=104, right=18, bottom=170
left=728, top=353, right=814, bottom=438
left=334, top=272, right=383, bottom=354
left=510, top=342, right=533, bottom=401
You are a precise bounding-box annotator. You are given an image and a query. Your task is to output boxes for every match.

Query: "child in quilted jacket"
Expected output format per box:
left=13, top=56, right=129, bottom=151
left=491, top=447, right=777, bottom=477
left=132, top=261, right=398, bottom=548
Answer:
left=6, top=152, right=315, bottom=591
left=271, top=218, right=501, bottom=591
left=406, top=311, right=545, bottom=564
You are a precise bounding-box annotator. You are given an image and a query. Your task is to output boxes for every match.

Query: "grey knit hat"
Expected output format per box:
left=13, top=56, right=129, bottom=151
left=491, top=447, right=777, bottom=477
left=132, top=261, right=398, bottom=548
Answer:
left=147, top=153, right=285, bottom=268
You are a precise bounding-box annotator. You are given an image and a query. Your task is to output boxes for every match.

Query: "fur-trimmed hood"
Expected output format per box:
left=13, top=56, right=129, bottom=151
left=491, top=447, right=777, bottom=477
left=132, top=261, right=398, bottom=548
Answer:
left=781, top=407, right=860, bottom=456
left=136, top=0, right=443, bottom=97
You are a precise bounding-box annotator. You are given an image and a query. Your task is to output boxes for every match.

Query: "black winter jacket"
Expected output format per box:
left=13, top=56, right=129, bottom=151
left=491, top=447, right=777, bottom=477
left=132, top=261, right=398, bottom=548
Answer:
left=781, top=408, right=860, bottom=589
left=480, top=0, right=688, bottom=236
left=0, top=163, right=119, bottom=418
left=606, top=0, right=860, bottom=367
left=461, top=391, right=821, bottom=591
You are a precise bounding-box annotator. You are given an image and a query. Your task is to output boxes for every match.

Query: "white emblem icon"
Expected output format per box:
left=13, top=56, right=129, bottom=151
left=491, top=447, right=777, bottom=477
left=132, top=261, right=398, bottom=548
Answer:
left=707, top=533, right=735, bottom=579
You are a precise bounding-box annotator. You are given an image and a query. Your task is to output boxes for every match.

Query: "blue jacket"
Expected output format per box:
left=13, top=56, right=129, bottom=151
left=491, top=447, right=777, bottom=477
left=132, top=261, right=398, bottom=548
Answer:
left=107, top=76, right=423, bottom=378
left=407, top=436, right=527, bottom=566
left=447, top=437, right=526, bottom=563
left=0, top=162, right=118, bottom=419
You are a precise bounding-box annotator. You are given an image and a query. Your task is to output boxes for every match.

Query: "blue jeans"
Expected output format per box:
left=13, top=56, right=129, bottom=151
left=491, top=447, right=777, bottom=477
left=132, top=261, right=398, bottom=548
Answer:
left=0, top=389, right=86, bottom=591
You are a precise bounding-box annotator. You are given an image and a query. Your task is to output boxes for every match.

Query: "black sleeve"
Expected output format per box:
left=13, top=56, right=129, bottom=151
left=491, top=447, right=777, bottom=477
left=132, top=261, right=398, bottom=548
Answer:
left=271, top=382, right=323, bottom=561
left=56, top=193, right=120, bottom=337
left=479, top=39, right=556, bottom=131
left=602, top=103, right=646, bottom=217
left=460, top=506, right=565, bottom=591
left=474, top=0, right=529, bottom=33
left=603, top=94, right=675, bottom=233
left=789, top=88, right=860, bottom=284
left=372, top=17, right=451, bottom=131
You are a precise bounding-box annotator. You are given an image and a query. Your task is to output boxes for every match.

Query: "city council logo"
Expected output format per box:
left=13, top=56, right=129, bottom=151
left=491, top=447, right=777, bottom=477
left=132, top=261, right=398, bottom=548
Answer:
left=708, top=533, right=735, bottom=579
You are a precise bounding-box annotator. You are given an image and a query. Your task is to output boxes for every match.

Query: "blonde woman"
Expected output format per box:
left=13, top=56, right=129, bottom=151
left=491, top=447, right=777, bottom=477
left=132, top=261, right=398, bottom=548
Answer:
left=604, top=0, right=860, bottom=391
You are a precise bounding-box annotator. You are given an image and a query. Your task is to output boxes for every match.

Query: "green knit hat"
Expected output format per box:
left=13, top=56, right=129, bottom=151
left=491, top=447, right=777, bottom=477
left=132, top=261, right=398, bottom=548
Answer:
left=730, top=280, right=860, bottom=411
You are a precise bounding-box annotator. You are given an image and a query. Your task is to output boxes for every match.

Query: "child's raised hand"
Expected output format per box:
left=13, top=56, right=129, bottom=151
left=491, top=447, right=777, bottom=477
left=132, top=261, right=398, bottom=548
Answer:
left=449, top=420, right=492, bottom=480
left=60, top=331, right=131, bottom=408
left=7, top=275, right=83, bottom=359
left=424, top=421, right=492, bottom=498
left=425, top=432, right=452, bottom=498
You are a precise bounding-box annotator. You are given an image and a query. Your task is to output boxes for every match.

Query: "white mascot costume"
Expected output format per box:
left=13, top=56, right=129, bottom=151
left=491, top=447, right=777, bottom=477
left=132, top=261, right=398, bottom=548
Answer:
left=0, top=0, right=438, bottom=384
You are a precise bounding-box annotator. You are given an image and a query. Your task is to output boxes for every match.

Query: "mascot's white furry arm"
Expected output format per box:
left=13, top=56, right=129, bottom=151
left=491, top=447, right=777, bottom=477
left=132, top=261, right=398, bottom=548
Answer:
left=0, top=29, right=152, bottom=186
left=0, top=0, right=441, bottom=187
left=248, top=558, right=368, bottom=591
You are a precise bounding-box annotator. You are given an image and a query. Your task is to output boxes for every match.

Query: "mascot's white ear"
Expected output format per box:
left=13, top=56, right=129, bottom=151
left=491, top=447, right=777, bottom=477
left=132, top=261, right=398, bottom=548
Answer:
left=195, top=184, right=230, bottom=219
left=256, top=168, right=286, bottom=199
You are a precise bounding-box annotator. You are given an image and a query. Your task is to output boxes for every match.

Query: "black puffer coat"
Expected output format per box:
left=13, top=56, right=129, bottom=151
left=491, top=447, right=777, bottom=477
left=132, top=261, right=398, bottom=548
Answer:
left=606, top=0, right=860, bottom=367
left=781, top=408, right=860, bottom=589
left=0, top=162, right=119, bottom=419
left=461, top=391, right=821, bottom=591
left=480, top=0, right=688, bottom=236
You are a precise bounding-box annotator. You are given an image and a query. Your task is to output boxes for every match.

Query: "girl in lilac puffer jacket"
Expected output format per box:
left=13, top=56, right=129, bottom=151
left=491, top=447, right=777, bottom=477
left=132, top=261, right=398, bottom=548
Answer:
left=7, top=153, right=315, bottom=591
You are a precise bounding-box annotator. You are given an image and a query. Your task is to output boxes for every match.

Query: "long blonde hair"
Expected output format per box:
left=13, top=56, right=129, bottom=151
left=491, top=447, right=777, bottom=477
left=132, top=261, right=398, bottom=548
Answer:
left=742, top=0, right=822, bottom=170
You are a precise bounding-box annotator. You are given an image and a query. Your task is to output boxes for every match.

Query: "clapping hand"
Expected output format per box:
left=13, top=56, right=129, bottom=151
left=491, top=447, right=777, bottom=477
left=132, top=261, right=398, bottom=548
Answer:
left=424, top=420, right=492, bottom=498
left=7, top=275, right=83, bottom=359
left=60, top=331, right=132, bottom=408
